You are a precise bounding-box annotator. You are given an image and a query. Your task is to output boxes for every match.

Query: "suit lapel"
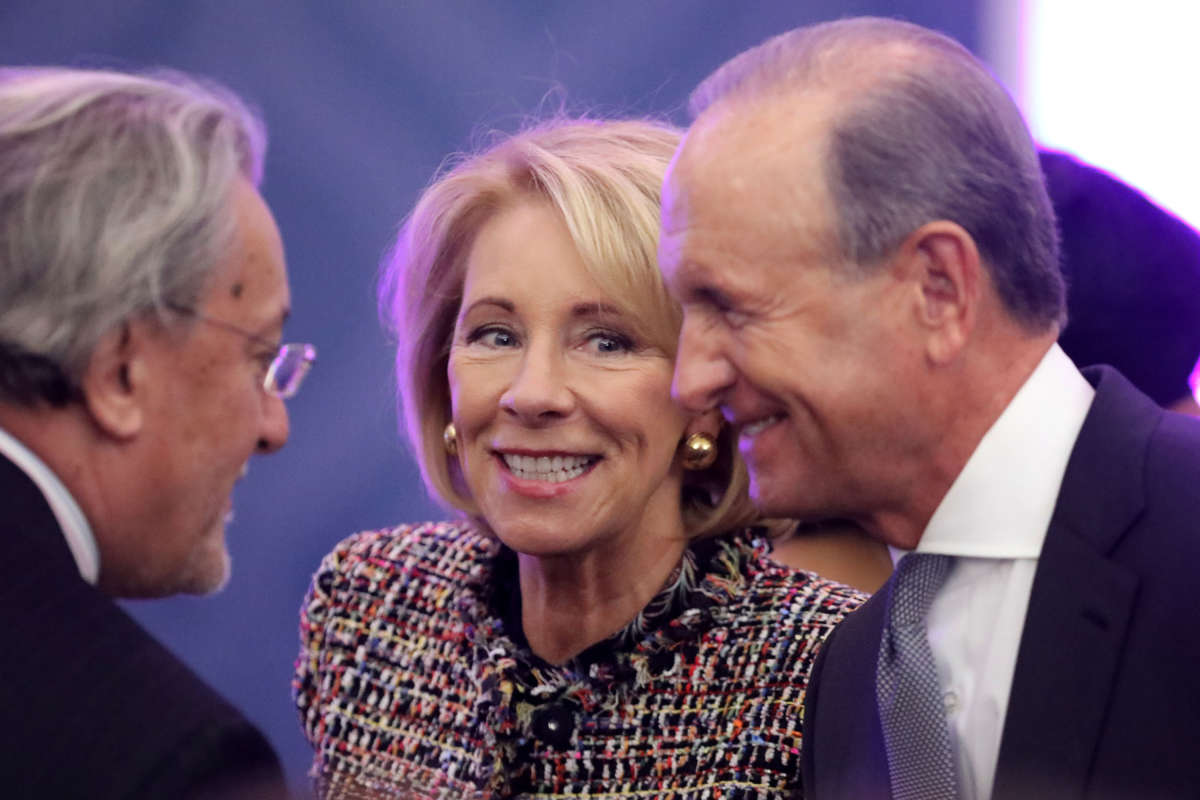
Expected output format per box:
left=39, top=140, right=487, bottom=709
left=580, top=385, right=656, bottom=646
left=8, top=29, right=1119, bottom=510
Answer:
left=991, top=367, right=1154, bottom=799
left=991, top=522, right=1137, bottom=799
left=803, top=587, right=893, bottom=800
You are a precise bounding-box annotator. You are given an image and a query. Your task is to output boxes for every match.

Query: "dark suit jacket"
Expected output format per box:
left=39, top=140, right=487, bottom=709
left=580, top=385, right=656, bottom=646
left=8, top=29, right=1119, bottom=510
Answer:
left=801, top=366, right=1200, bottom=800
left=0, top=452, right=287, bottom=799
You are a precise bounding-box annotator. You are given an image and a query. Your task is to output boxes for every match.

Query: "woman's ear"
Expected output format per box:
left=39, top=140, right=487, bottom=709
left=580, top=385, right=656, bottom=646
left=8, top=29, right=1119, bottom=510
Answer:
left=79, top=321, right=146, bottom=440
left=685, top=408, right=724, bottom=440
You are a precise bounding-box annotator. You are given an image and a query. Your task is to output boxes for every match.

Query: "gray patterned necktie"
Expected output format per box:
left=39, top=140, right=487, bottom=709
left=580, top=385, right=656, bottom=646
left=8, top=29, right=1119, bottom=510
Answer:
left=876, top=553, right=959, bottom=800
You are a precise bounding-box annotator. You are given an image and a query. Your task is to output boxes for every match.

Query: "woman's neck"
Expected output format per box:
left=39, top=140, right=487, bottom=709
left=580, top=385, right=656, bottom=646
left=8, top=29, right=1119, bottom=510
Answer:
left=516, top=528, right=689, bottom=665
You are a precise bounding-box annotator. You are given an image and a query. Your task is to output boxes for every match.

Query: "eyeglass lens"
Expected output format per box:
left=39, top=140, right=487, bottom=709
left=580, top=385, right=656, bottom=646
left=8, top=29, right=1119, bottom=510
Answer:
left=265, top=343, right=316, bottom=398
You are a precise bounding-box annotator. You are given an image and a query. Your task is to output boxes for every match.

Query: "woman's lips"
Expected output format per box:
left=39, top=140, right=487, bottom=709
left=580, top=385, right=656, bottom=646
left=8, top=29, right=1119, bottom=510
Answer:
left=493, top=451, right=601, bottom=497
left=500, top=452, right=598, bottom=483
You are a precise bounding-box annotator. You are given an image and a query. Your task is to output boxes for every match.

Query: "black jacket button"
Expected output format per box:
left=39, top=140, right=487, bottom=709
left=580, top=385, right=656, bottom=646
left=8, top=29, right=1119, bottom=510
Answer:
left=531, top=704, right=575, bottom=750
left=649, top=651, right=676, bottom=674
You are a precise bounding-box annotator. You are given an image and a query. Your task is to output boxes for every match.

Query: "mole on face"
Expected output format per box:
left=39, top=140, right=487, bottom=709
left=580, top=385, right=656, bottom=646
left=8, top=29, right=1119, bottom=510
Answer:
left=230, top=282, right=244, bottom=299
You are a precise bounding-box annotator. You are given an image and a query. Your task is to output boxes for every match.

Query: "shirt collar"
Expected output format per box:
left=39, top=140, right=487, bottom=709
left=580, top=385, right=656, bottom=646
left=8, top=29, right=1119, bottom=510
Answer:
left=0, top=424, right=100, bottom=584
left=903, top=343, right=1095, bottom=563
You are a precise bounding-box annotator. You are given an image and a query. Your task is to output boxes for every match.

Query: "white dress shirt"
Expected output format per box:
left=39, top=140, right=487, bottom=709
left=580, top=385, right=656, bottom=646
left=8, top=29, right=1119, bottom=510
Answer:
left=0, top=424, right=99, bottom=584
left=890, top=344, right=1095, bottom=800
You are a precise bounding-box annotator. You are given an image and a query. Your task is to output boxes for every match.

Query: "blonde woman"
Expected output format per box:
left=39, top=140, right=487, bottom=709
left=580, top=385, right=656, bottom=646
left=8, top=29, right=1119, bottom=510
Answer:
left=294, top=119, right=864, bottom=799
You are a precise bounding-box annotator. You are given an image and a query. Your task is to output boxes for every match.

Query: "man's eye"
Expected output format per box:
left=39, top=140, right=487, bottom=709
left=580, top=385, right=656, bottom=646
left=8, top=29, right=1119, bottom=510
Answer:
left=695, top=286, right=734, bottom=313
left=255, top=350, right=278, bottom=371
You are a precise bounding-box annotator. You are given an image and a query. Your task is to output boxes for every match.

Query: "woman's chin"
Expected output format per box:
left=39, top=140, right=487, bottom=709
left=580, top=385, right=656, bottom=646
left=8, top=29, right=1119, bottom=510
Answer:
left=492, top=525, right=593, bottom=560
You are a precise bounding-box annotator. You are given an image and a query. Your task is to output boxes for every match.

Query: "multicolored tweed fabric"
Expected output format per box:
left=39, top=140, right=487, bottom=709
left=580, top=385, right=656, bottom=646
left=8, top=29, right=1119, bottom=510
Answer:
left=294, top=521, right=865, bottom=799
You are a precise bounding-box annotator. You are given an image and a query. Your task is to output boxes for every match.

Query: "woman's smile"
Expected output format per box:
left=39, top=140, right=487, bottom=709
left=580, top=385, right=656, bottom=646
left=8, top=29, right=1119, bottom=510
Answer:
left=497, top=451, right=600, bottom=483
left=494, top=450, right=601, bottom=499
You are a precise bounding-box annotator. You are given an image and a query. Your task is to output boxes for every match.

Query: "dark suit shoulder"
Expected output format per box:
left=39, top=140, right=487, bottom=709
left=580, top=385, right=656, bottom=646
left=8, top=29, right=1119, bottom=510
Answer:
left=0, top=568, right=284, bottom=799
left=0, top=460, right=283, bottom=799
left=996, top=366, right=1200, bottom=798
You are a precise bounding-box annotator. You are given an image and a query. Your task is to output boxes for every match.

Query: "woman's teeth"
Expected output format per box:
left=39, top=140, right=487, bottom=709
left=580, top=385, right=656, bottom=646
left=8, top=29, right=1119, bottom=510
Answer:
left=502, top=453, right=595, bottom=483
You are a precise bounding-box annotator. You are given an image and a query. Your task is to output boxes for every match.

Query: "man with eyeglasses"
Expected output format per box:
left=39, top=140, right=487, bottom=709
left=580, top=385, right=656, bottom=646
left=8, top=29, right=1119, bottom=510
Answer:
left=0, top=67, right=313, bottom=798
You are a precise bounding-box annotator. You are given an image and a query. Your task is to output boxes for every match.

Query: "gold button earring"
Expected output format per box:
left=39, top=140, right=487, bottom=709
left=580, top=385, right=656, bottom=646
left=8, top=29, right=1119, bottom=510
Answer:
left=681, top=432, right=717, bottom=471
left=443, top=422, right=459, bottom=455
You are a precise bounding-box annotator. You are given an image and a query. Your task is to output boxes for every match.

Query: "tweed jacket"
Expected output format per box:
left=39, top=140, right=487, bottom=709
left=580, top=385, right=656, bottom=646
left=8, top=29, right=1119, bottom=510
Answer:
left=294, top=521, right=865, bottom=799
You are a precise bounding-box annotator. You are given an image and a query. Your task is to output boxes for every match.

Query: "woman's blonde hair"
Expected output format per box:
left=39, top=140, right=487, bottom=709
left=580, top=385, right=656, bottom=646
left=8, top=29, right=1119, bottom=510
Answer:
left=379, top=118, right=760, bottom=538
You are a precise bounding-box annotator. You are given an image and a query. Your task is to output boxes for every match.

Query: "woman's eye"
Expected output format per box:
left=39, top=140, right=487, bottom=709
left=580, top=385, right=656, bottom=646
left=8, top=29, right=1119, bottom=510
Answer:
left=588, top=331, right=633, bottom=354
left=469, top=327, right=518, bottom=348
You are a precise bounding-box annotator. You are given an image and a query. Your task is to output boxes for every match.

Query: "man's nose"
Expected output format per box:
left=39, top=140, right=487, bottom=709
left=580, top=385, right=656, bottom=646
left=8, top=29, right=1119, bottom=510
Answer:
left=256, top=393, right=290, bottom=453
left=671, top=315, right=734, bottom=414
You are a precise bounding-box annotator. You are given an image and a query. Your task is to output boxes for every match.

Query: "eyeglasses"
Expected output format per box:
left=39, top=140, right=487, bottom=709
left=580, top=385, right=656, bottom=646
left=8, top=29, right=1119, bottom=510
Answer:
left=166, top=304, right=316, bottom=399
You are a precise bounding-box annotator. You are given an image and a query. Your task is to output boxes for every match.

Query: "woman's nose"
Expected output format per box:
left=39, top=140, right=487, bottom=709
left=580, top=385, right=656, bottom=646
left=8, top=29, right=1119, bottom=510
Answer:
left=499, top=345, right=575, bottom=422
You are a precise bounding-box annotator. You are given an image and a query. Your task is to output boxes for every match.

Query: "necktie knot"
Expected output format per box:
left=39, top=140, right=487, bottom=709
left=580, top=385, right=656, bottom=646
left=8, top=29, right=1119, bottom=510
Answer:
left=888, top=553, right=953, bottom=630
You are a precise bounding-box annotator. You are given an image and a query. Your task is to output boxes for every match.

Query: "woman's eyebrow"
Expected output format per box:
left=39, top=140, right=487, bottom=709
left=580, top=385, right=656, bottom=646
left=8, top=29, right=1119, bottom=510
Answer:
left=460, top=296, right=515, bottom=316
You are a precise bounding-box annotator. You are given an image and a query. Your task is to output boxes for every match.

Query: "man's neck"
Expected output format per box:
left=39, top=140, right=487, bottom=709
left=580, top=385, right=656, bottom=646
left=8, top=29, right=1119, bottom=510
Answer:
left=868, top=331, right=1059, bottom=551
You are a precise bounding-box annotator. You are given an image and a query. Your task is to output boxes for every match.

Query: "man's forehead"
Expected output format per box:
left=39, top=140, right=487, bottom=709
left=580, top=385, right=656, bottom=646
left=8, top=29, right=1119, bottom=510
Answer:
left=661, top=97, right=844, bottom=285
left=673, top=96, right=832, bottom=203
left=661, top=129, right=747, bottom=237
left=671, top=108, right=756, bottom=193
left=201, top=180, right=290, bottom=323
left=694, top=89, right=832, bottom=151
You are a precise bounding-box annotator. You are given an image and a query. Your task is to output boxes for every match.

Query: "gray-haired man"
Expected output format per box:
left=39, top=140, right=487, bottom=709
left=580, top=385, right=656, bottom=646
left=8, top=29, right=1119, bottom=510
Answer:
left=0, top=67, right=313, bottom=798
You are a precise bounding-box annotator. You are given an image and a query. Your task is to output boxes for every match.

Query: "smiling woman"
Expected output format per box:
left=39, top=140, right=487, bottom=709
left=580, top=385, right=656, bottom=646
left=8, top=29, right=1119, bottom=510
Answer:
left=446, top=199, right=693, bottom=600
left=292, top=118, right=865, bottom=799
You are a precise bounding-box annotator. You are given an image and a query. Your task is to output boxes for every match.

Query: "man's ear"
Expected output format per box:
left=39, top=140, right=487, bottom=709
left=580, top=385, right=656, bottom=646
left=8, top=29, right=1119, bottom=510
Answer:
left=892, top=220, right=982, bottom=365
left=79, top=321, right=147, bottom=439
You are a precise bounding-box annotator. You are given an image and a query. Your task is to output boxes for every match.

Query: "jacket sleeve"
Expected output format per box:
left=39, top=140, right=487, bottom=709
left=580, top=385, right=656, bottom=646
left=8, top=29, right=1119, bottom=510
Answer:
left=293, top=541, right=350, bottom=754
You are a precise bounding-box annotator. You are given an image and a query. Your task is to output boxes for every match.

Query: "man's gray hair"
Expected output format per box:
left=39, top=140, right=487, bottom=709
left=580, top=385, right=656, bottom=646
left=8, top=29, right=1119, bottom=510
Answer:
left=0, top=67, right=266, bottom=406
left=690, top=17, right=1065, bottom=332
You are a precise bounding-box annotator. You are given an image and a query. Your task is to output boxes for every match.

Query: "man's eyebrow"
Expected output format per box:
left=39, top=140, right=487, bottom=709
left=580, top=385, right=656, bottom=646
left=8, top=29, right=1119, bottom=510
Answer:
left=266, top=307, right=290, bottom=331
left=249, top=307, right=290, bottom=345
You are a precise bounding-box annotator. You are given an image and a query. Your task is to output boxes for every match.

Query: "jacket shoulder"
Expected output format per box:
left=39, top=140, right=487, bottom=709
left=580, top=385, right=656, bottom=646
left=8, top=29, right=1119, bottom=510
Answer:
left=704, top=554, right=868, bottom=676
left=0, top=569, right=282, bottom=799
left=311, top=520, right=495, bottom=593
left=744, top=555, right=868, bottom=626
